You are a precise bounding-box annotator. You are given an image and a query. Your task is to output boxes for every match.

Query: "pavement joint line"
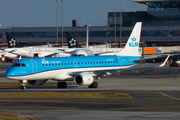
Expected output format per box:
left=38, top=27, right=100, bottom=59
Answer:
left=158, top=92, right=180, bottom=100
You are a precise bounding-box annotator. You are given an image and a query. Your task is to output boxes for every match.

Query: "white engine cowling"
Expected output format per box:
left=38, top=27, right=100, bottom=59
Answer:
left=27, top=79, right=48, bottom=85
left=74, top=73, right=93, bottom=86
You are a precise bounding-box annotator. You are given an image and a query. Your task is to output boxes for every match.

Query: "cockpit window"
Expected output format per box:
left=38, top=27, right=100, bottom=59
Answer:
left=13, top=63, right=21, bottom=67
left=21, top=63, right=26, bottom=67
left=12, top=63, right=26, bottom=67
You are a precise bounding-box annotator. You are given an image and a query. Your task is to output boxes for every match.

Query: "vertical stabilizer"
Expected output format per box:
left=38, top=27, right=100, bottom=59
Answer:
left=66, top=32, right=78, bottom=48
left=6, top=32, right=17, bottom=48
left=117, top=22, right=142, bottom=56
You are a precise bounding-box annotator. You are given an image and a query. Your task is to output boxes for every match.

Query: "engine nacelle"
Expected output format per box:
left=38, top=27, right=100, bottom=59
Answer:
left=74, top=73, right=93, bottom=86
left=27, top=79, right=48, bottom=85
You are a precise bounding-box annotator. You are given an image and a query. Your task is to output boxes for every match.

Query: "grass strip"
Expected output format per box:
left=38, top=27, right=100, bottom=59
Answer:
left=0, top=113, right=21, bottom=120
left=0, top=92, right=132, bottom=99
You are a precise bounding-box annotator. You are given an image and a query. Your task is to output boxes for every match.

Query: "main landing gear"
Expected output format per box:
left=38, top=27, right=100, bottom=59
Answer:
left=88, top=82, right=98, bottom=88
left=57, top=81, right=67, bottom=88
left=20, top=80, right=27, bottom=90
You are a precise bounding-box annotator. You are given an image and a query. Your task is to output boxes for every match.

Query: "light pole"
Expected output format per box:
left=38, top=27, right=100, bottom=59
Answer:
left=120, top=0, right=122, bottom=48
left=114, top=0, right=116, bottom=43
left=81, top=18, right=84, bottom=27
left=56, top=0, right=60, bottom=44
left=61, top=0, right=65, bottom=47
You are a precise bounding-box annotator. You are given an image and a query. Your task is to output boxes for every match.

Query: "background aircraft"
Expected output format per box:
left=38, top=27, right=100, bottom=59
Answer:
left=5, top=32, right=75, bottom=58
left=67, top=26, right=123, bottom=57
left=5, top=22, right=170, bottom=90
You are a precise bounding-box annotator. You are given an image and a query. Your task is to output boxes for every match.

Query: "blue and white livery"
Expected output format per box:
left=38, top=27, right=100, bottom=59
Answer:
left=5, top=22, right=169, bottom=89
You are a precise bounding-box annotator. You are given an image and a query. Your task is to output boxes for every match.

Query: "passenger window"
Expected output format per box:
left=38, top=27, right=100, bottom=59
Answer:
left=114, top=61, right=115, bottom=63
left=71, top=63, right=73, bottom=65
left=81, top=62, right=83, bottom=65
left=52, top=64, right=54, bottom=66
left=49, top=64, right=51, bottom=66
left=68, top=63, right=70, bottom=65
left=65, top=63, right=67, bottom=65
left=58, top=63, right=60, bottom=65
left=43, top=64, right=44, bottom=66
left=46, top=64, right=48, bottom=66
left=55, top=63, right=57, bottom=66
left=62, top=63, right=63, bottom=65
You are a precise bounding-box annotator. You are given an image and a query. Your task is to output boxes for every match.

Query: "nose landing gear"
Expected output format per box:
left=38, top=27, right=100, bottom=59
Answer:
left=20, top=80, right=27, bottom=90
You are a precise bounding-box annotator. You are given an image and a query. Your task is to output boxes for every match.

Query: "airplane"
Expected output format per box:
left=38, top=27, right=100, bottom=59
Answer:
left=5, top=22, right=170, bottom=90
left=4, top=32, right=76, bottom=58
left=66, top=27, right=123, bottom=57
left=5, top=29, right=122, bottom=58
left=69, top=25, right=97, bottom=56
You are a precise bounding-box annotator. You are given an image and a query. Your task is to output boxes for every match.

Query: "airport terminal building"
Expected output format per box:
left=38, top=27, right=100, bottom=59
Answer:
left=0, top=0, right=180, bottom=58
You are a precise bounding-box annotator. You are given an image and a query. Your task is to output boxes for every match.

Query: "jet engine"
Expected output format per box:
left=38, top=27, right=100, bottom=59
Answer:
left=27, top=79, right=48, bottom=85
left=74, top=73, right=93, bottom=86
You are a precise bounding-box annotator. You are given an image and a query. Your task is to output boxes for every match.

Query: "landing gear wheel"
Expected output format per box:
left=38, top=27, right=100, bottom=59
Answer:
left=88, top=85, right=93, bottom=88
left=92, top=82, right=98, bottom=88
left=57, top=82, right=67, bottom=89
left=57, top=82, right=63, bottom=88
left=88, top=82, right=98, bottom=89
left=20, top=86, right=26, bottom=90
left=62, top=82, right=67, bottom=88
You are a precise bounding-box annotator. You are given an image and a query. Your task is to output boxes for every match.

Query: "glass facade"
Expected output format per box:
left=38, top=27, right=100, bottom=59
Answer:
left=147, top=2, right=180, bottom=20
left=0, top=29, right=179, bottom=39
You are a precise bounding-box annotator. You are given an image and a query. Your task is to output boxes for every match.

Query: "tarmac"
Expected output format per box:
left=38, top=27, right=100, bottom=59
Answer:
left=0, top=62, right=180, bottom=120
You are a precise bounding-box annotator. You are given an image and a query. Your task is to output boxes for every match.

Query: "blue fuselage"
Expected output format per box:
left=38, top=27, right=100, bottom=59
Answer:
left=5, top=55, right=140, bottom=80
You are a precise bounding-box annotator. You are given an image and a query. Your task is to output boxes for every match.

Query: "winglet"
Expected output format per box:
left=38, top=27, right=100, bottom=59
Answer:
left=159, top=55, right=170, bottom=67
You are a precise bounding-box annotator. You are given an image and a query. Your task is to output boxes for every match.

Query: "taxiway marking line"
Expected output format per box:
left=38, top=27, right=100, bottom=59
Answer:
left=158, top=92, right=180, bottom=100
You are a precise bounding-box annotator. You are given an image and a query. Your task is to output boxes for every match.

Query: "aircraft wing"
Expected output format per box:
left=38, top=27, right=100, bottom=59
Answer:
left=69, top=55, right=170, bottom=77
left=5, top=49, right=17, bottom=53
left=131, top=55, right=169, bottom=62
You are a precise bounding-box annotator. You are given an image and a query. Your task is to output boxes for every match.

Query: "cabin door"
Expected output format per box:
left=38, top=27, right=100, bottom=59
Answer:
left=30, top=59, right=37, bottom=73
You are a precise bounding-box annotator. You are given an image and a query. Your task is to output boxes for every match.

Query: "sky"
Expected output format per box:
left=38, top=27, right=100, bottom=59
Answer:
left=0, top=0, right=147, bottom=27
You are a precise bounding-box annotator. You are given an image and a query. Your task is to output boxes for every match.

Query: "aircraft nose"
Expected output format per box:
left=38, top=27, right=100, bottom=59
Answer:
left=5, top=68, right=16, bottom=78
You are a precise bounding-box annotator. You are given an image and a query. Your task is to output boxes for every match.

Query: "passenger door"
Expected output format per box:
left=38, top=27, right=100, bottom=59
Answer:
left=30, top=59, right=37, bottom=73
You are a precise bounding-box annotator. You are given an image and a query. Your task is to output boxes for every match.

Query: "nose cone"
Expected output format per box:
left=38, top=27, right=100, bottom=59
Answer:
left=5, top=67, right=16, bottom=79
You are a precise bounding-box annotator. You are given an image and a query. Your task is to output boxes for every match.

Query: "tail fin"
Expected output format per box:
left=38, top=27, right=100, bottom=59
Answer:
left=117, top=22, right=142, bottom=56
left=66, top=32, right=79, bottom=48
left=5, top=32, right=18, bottom=48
